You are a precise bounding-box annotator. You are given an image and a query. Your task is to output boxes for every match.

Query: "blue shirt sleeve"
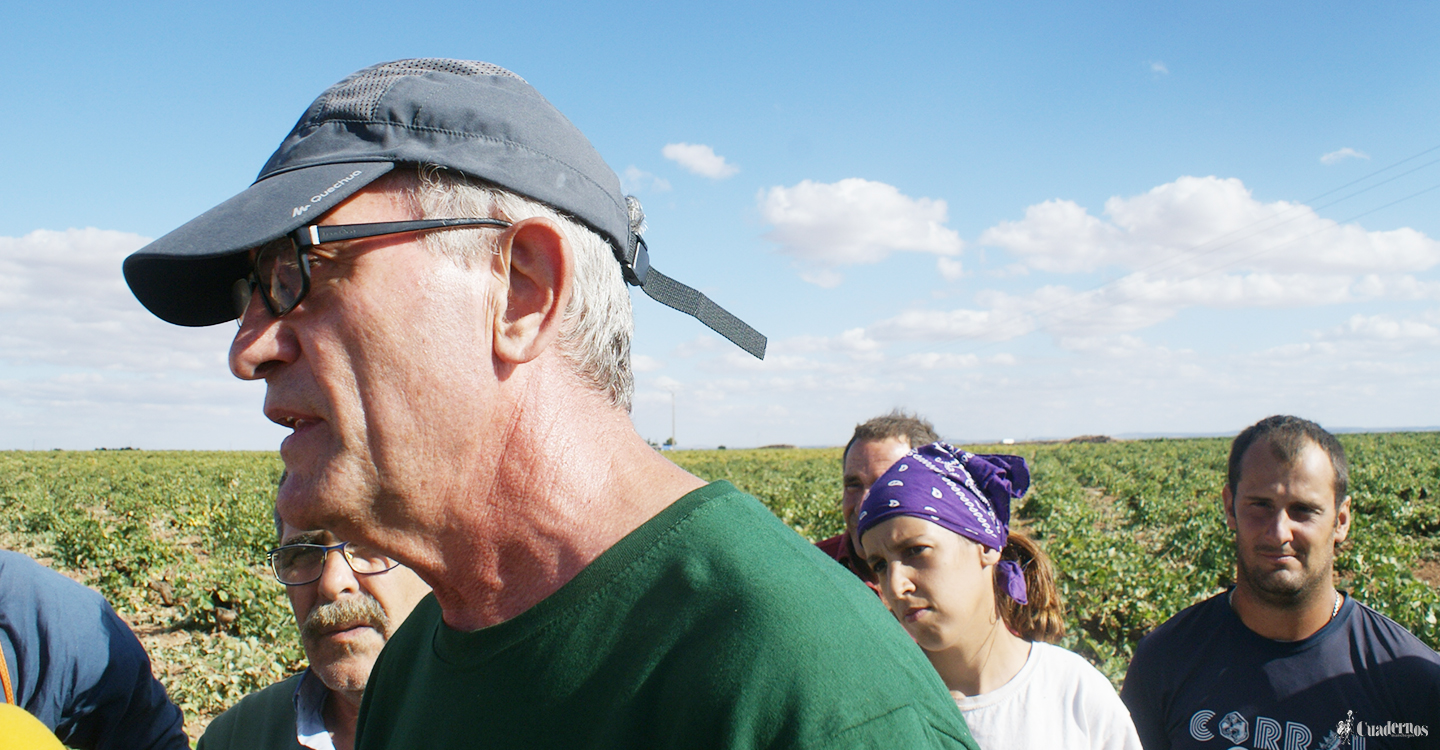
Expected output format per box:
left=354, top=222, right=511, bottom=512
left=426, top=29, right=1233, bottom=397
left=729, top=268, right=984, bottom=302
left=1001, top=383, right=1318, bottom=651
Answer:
left=0, top=550, right=188, bottom=750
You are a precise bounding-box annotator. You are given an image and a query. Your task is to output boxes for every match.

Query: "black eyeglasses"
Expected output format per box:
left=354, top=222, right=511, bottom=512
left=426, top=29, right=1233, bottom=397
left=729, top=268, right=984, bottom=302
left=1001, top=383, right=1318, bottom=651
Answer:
left=266, top=540, right=401, bottom=586
left=232, top=218, right=513, bottom=321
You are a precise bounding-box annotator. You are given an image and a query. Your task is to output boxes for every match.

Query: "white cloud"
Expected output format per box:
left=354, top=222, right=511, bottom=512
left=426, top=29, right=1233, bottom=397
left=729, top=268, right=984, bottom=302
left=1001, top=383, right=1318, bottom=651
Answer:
left=868, top=307, right=1015, bottom=342
left=624, top=176, right=1440, bottom=448
left=937, top=257, right=965, bottom=281
left=751, top=329, right=887, bottom=367
left=621, top=166, right=671, bottom=193
left=1321, top=147, right=1370, bottom=165
left=1321, top=312, right=1440, bottom=343
left=0, top=229, right=237, bottom=371
left=759, top=178, right=963, bottom=286
left=714, top=351, right=824, bottom=372
left=0, top=229, right=280, bottom=449
left=641, top=329, right=1315, bottom=446
left=674, top=335, right=724, bottom=358
left=632, top=354, right=665, bottom=372
left=979, top=175, right=1440, bottom=275
left=1149, top=61, right=1169, bottom=75
left=800, top=268, right=845, bottom=289
left=832, top=328, right=882, bottom=353
left=990, top=263, right=1030, bottom=278
left=866, top=271, right=1440, bottom=342
left=893, top=352, right=1017, bottom=370
left=1056, top=334, right=1160, bottom=357
left=899, top=352, right=979, bottom=369
left=781, top=328, right=882, bottom=355
left=629, top=303, right=1440, bottom=449
left=635, top=174, right=1440, bottom=449
left=661, top=143, right=739, bottom=179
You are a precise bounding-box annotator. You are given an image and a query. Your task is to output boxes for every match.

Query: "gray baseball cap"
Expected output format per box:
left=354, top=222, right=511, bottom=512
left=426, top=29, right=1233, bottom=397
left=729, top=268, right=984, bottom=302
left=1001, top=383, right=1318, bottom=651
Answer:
left=123, top=59, right=765, bottom=359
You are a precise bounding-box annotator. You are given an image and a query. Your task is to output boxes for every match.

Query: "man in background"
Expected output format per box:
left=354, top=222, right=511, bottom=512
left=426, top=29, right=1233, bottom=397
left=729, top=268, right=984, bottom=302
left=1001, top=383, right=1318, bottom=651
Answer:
left=1122, top=415, right=1440, bottom=749
left=199, top=501, right=430, bottom=750
left=0, top=549, right=187, bottom=749
left=817, top=410, right=940, bottom=578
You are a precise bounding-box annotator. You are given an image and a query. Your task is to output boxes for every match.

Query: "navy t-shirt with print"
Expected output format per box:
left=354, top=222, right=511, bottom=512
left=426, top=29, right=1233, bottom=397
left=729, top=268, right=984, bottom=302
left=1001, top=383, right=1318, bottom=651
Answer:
left=1121, top=591, right=1439, bottom=750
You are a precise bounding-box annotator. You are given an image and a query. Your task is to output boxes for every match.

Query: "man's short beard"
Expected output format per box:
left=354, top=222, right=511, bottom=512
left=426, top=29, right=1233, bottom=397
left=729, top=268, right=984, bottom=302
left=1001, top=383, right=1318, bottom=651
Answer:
left=1234, top=540, right=1329, bottom=608
left=301, top=594, right=390, bottom=644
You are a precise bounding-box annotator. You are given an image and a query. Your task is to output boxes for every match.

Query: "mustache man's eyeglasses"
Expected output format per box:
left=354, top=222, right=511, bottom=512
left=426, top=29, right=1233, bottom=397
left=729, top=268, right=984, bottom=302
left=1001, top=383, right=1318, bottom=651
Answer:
left=267, top=540, right=401, bottom=586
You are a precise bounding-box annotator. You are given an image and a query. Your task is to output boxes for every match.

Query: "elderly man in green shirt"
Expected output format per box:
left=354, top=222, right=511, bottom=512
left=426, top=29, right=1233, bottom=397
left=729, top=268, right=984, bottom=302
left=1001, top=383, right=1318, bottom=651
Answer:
left=126, top=58, right=977, bottom=749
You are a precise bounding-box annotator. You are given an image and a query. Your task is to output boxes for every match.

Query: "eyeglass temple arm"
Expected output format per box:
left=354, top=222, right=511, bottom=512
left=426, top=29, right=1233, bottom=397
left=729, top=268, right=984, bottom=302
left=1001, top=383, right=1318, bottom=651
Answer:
left=296, top=218, right=513, bottom=248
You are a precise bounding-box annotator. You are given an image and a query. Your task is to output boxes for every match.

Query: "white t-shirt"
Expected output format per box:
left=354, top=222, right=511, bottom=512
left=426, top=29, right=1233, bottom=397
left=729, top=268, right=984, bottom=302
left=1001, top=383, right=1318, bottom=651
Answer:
left=954, top=641, right=1142, bottom=750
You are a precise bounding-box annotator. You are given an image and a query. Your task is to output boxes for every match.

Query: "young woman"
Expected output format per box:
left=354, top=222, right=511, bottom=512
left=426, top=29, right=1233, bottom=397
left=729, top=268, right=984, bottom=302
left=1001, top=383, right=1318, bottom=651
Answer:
left=858, top=442, right=1141, bottom=750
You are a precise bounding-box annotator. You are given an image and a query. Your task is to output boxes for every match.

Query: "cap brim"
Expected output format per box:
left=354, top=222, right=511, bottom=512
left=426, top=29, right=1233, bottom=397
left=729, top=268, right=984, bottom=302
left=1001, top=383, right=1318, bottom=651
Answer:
left=123, top=161, right=394, bottom=326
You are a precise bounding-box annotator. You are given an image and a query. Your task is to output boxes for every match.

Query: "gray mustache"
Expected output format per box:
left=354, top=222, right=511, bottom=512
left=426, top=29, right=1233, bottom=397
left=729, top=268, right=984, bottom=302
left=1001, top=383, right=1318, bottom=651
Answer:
left=301, top=595, right=389, bottom=641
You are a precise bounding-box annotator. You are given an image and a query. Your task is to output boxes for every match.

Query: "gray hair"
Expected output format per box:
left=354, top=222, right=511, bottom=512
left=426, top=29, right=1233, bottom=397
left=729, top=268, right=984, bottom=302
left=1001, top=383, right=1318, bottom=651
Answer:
left=405, top=167, right=635, bottom=411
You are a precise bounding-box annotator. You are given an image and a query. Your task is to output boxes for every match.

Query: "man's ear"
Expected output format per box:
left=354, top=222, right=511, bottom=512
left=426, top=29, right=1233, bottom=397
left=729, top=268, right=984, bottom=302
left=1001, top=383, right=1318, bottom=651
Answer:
left=1222, top=485, right=1237, bottom=531
left=491, top=217, right=572, bottom=364
left=1334, top=495, right=1352, bottom=544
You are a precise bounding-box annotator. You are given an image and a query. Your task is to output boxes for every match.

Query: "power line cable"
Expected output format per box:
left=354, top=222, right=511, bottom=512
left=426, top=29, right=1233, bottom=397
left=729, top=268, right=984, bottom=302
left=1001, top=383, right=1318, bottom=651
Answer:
left=1300, top=144, right=1440, bottom=205
left=1199, top=180, right=1440, bottom=279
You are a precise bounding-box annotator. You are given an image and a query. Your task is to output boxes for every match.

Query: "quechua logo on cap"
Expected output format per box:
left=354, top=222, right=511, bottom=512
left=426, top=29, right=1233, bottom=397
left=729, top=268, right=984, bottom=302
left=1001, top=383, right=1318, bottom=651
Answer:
left=292, top=170, right=365, bottom=218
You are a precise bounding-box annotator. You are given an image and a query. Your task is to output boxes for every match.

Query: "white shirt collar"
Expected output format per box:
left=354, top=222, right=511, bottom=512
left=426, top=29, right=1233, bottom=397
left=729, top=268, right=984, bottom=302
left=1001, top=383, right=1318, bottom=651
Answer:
left=293, top=669, right=337, bottom=750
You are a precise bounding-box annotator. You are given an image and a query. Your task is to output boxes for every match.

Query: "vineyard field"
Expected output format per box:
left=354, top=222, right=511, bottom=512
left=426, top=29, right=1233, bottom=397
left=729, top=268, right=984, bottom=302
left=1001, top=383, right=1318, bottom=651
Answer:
left=1, top=434, right=1436, bottom=742
left=671, top=437, right=1440, bottom=684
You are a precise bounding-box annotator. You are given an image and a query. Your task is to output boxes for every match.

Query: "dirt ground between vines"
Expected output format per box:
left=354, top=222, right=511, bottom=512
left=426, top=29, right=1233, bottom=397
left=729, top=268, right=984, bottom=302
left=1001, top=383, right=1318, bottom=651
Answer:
left=124, top=616, right=215, bottom=742
left=5, top=530, right=222, bottom=742
left=1417, top=559, right=1440, bottom=588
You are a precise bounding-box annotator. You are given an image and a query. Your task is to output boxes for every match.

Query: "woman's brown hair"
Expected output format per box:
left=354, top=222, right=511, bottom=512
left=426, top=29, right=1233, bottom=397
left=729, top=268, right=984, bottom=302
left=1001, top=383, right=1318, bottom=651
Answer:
left=994, top=528, right=1066, bottom=643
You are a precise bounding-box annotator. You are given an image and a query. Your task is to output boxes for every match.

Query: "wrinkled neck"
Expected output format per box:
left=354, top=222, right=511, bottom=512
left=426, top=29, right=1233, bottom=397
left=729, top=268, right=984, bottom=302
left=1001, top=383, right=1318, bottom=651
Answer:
left=323, top=687, right=362, bottom=750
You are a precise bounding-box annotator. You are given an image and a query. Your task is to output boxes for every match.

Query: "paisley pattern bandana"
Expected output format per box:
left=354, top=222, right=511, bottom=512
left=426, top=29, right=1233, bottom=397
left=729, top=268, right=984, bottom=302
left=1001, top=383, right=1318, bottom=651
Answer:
left=857, top=442, right=1032, bottom=603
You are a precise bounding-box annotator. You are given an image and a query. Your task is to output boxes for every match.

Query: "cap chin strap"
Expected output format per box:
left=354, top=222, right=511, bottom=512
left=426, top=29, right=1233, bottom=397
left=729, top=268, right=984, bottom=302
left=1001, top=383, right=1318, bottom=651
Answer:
left=640, top=268, right=767, bottom=360
left=618, top=235, right=766, bottom=360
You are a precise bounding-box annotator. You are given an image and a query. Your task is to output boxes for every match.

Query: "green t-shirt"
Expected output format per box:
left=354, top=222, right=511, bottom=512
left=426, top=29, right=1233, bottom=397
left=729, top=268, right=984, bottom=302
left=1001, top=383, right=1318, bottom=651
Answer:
left=196, top=673, right=304, bottom=750
left=356, top=481, right=977, bottom=749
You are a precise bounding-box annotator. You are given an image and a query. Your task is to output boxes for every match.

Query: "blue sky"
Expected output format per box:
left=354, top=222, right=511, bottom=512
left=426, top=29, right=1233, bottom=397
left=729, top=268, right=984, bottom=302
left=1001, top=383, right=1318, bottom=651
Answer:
left=2, top=1, right=1439, bottom=449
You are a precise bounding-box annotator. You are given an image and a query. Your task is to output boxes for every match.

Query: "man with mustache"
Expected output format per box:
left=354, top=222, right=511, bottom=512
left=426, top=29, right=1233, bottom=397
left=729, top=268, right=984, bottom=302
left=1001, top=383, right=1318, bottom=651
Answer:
left=198, top=509, right=429, bottom=750
left=1121, top=415, right=1440, bottom=750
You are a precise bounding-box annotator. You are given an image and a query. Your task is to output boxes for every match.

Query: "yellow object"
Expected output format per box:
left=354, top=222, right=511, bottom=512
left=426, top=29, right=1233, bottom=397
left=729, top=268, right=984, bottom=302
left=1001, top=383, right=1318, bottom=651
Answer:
left=1, top=649, right=12, bottom=704
left=0, top=704, right=65, bottom=750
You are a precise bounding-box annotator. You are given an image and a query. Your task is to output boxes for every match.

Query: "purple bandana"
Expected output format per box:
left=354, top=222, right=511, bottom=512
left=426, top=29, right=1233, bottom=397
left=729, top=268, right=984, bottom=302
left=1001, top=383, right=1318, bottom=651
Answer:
left=856, top=442, right=1032, bottom=604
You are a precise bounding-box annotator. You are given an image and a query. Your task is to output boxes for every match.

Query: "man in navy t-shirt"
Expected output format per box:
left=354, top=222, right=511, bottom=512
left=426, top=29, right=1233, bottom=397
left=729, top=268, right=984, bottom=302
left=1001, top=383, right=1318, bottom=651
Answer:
left=1121, top=415, right=1439, bottom=750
